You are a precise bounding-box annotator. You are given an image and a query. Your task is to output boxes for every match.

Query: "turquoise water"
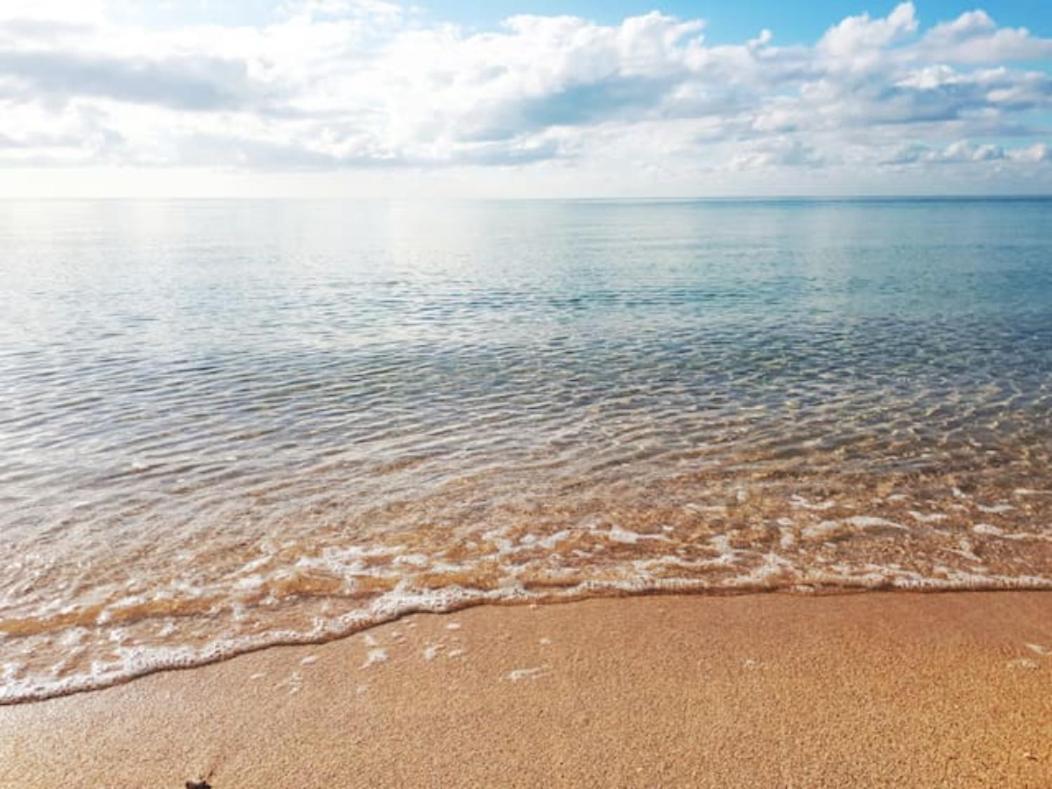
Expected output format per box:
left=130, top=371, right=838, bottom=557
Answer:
left=1, top=198, right=1051, bottom=702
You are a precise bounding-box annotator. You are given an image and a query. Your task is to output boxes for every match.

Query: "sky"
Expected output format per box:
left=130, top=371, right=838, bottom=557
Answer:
left=0, top=0, right=1050, bottom=197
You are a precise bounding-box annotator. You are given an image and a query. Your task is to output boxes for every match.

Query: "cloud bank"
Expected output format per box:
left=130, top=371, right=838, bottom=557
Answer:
left=0, top=0, right=1050, bottom=195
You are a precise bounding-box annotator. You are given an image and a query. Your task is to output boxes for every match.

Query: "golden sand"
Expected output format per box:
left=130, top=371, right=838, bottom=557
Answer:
left=1, top=591, right=1050, bottom=787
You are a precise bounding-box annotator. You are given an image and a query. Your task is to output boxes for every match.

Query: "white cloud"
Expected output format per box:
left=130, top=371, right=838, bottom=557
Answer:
left=920, top=9, right=1052, bottom=63
left=0, top=0, right=1048, bottom=195
left=818, top=1, right=918, bottom=60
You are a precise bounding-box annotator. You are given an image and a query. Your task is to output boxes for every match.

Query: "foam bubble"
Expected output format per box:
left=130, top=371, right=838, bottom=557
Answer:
left=361, top=648, right=388, bottom=668
left=505, top=666, right=549, bottom=682
left=422, top=644, right=441, bottom=661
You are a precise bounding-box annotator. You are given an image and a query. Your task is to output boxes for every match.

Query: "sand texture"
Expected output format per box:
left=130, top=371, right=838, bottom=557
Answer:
left=1, top=591, right=1051, bottom=788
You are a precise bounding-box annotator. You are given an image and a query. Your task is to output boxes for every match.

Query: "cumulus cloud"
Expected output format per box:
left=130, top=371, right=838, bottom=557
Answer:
left=919, top=10, right=1052, bottom=63
left=0, top=0, right=1048, bottom=192
left=818, top=1, right=918, bottom=60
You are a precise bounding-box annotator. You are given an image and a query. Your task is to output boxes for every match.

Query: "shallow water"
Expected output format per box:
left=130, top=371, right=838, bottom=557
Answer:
left=2, top=198, right=1051, bottom=703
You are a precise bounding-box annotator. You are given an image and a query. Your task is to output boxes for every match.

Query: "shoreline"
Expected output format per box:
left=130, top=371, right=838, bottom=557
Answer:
left=7, top=580, right=1052, bottom=707
left=2, top=590, right=1051, bottom=787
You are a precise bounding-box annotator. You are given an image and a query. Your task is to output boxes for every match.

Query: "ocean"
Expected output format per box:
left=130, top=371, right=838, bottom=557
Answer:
left=1, top=198, right=1050, bottom=703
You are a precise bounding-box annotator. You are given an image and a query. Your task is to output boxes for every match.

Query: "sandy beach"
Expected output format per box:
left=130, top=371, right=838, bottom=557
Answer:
left=1, top=591, right=1050, bottom=788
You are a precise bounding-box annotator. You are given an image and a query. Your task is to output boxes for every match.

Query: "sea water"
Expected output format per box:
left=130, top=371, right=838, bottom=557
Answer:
left=1, top=198, right=1050, bottom=702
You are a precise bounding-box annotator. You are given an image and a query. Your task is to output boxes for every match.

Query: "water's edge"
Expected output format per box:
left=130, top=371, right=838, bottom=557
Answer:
left=4, top=578, right=1051, bottom=707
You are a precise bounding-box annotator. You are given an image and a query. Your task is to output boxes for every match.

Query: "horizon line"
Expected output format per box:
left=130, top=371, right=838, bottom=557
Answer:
left=2, top=194, right=1052, bottom=201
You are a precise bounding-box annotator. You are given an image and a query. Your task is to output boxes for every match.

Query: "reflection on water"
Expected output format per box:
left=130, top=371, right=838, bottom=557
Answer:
left=1, top=198, right=1051, bottom=702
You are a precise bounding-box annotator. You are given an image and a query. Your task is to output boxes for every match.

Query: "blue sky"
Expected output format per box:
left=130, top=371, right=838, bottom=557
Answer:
left=132, top=1, right=1052, bottom=40
left=426, top=1, right=1052, bottom=39
left=1, top=0, right=1050, bottom=196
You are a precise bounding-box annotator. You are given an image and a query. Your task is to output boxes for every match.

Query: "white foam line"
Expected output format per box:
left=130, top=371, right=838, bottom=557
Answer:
left=4, top=567, right=1052, bottom=705
left=605, top=526, right=669, bottom=545
left=790, top=496, right=836, bottom=511
left=974, top=523, right=1052, bottom=541
left=908, top=511, right=948, bottom=523
left=845, top=516, right=907, bottom=530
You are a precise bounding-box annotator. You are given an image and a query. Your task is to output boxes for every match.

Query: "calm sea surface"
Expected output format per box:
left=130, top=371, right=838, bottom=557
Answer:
left=2, top=198, right=1051, bottom=702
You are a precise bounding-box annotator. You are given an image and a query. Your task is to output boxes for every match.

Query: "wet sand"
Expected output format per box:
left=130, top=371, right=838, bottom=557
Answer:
left=1, top=591, right=1050, bottom=788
